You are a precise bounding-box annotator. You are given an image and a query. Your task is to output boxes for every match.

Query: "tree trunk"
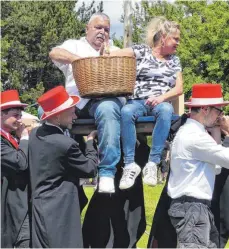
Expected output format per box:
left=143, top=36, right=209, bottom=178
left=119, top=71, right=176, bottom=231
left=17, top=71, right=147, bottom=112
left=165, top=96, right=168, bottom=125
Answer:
left=123, top=1, right=132, bottom=48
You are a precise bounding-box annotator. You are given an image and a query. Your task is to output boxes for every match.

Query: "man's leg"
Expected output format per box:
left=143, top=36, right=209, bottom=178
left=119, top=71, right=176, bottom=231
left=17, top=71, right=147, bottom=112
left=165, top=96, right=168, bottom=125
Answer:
left=14, top=214, right=30, bottom=248
left=89, top=98, right=123, bottom=193
left=212, top=168, right=229, bottom=248
left=219, top=172, right=229, bottom=248
left=168, top=201, right=218, bottom=248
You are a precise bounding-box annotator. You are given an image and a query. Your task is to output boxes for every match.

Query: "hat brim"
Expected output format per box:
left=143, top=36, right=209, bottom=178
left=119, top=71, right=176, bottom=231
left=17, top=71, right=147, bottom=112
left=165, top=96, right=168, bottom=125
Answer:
left=185, top=101, right=229, bottom=107
left=40, top=96, right=80, bottom=121
left=0, top=103, right=28, bottom=111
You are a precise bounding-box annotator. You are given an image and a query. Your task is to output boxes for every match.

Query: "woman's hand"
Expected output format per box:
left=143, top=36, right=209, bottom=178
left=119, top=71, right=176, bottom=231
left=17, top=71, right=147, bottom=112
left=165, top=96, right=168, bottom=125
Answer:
left=145, top=95, right=164, bottom=107
left=219, top=115, right=229, bottom=136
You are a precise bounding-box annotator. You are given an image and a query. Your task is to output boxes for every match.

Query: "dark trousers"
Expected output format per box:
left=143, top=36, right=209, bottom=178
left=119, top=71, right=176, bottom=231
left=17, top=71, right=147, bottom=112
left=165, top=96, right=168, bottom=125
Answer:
left=14, top=214, right=30, bottom=248
left=168, top=196, right=219, bottom=248
left=212, top=168, right=229, bottom=248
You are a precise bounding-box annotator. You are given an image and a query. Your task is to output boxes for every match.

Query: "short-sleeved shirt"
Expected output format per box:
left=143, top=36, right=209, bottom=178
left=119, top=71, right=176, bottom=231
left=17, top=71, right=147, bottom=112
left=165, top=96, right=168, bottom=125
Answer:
left=52, top=37, right=122, bottom=109
left=131, top=44, right=182, bottom=99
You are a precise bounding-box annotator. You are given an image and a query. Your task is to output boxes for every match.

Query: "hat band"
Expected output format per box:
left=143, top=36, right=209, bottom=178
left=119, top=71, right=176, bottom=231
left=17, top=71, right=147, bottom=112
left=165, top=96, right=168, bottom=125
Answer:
left=191, top=97, right=224, bottom=105
left=0, top=100, right=24, bottom=107
left=44, top=97, right=74, bottom=116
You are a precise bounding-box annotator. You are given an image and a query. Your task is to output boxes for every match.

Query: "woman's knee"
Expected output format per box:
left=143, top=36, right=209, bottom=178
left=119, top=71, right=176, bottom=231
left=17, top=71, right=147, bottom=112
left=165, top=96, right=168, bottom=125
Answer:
left=156, top=102, right=174, bottom=116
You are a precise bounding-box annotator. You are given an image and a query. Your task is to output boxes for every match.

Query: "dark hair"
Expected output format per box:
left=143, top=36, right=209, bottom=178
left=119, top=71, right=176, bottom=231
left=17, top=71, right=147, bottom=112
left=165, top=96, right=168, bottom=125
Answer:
left=1, top=107, right=23, bottom=114
left=190, top=107, right=201, bottom=113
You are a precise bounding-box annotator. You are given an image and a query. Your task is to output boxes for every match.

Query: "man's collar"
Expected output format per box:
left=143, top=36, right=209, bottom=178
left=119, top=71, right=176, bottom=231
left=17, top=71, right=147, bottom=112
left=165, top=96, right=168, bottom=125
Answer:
left=45, top=121, right=64, bottom=133
left=186, top=118, right=206, bottom=132
left=0, top=128, right=10, bottom=139
left=80, top=37, right=101, bottom=53
left=80, top=37, right=95, bottom=49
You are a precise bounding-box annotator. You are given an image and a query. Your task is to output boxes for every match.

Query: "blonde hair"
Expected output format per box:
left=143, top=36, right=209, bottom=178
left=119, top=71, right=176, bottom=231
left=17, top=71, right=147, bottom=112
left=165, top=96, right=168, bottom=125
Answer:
left=145, top=16, right=180, bottom=48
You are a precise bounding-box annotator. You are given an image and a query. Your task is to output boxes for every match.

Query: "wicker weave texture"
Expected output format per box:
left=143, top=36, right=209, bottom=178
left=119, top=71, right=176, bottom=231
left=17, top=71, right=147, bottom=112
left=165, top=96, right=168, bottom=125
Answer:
left=72, top=56, right=136, bottom=98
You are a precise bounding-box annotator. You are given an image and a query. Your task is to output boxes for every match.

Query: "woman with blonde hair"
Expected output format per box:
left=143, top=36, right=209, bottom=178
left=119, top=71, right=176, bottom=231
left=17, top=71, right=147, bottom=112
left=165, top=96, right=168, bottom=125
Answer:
left=109, top=16, right=183, bottom=190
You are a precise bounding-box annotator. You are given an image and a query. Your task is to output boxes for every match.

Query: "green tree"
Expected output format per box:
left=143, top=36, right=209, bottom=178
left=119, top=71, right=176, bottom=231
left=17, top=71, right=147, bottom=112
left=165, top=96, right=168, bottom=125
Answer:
left=1, top=1, right=103, bottom=114
left=131, top=0, right=229, bottom=113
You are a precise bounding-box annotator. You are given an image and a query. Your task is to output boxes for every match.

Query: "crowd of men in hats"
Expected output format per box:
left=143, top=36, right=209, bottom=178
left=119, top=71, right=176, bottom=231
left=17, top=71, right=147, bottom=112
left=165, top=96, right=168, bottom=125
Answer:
left=1, top=84, right=229, bottom=248
left=1, top=11, right=229, bottom=249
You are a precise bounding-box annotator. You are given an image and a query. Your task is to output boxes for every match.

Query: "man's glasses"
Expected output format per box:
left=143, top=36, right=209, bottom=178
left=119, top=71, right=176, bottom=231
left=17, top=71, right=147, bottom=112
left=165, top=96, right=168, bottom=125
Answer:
left=210, top=107, right=224, bottom=123
left=211, top=106, right=223, bottom=115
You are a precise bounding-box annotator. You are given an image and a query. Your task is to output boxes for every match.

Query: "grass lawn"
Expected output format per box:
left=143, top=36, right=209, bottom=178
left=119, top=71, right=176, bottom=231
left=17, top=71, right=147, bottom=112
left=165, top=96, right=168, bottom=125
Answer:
left=82, top=184, right=229, bottom=248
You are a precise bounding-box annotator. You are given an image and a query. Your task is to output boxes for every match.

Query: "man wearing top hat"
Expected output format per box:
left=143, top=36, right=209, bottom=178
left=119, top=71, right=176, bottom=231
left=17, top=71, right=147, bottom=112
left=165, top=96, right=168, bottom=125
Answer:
left=28, top=86, right=98, bottom=248
left=167, top=83, right=229, bottom=248
left=1, top=90, right=30, bottom=248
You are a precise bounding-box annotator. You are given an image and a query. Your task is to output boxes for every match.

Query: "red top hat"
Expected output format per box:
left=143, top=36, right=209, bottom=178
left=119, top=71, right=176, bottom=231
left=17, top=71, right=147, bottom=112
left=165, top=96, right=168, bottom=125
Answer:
left=185, top=83, right=229, bottom=107
left=0, top=90, right=28, bottom=110
left=38, top=86, right=80, bottom=120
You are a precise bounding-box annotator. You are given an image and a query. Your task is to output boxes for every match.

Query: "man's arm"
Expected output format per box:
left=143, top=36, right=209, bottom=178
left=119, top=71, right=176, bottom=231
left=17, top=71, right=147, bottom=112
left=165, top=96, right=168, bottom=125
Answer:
left=223, top=136, right=229, bottom=147
left=1, top=138, right=28, bottom=174
left=191, top=132, right=229, bottom=169
left=49, top=47, right=80, bottom=64
left=109, top=47, right=134, bottom=57
left=66, top=138, right=98, bottom=178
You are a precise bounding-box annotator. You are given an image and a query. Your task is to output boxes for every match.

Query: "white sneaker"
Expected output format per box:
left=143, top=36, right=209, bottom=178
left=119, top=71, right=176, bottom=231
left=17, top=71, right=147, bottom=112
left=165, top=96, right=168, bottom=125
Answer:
left=98, top=176, right=115, bottom=193
left=142, top=162, right=158, bottom=186
left=119, top=163, right=141, bottom=190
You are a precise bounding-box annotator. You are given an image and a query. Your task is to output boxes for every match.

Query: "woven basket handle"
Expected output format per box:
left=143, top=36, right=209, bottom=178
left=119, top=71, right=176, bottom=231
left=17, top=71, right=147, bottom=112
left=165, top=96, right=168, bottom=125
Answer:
left=99, top=42, right=110, bottom=56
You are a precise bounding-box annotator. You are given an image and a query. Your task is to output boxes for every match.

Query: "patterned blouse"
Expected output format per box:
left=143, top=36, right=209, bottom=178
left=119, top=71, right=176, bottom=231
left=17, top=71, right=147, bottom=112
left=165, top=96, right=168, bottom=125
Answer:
left=131, top=44, right=182, bottom=99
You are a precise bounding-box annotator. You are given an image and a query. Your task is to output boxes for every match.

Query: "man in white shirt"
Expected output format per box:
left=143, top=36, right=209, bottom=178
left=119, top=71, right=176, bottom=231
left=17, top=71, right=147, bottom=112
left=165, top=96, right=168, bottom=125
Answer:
left=49, top=13, right=124, bottom=193
left=167, top=83, right=229, bottom=248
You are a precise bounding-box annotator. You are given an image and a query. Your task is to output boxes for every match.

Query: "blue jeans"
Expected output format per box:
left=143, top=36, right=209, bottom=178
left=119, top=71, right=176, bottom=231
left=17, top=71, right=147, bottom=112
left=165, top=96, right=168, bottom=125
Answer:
left=121, top=100, right=174, bottom=165
left=88, top=98, right=122, bottom=177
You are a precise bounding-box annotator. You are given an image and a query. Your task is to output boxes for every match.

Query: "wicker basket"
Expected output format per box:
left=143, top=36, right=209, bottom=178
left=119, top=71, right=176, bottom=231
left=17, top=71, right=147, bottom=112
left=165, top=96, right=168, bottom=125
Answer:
left=72, top=56, right=136, bottom=98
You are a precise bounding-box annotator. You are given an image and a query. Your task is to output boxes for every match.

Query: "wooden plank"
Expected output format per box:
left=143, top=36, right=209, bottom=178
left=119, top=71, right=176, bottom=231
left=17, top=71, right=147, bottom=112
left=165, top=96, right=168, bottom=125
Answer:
left=71, top=122, right=154, bottom=136
left=171, top=94, right=184, bottom=115
left=71, top=124, right=96, bottom=135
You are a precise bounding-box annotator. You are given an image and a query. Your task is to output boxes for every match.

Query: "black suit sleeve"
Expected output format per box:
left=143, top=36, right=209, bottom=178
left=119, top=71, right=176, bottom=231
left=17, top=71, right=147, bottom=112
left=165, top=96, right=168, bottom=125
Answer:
left=223, top=136, right=229, bottom=148
left=66, top=139, right=98, bottom=178
left=1, top=139, right=28, bottom=174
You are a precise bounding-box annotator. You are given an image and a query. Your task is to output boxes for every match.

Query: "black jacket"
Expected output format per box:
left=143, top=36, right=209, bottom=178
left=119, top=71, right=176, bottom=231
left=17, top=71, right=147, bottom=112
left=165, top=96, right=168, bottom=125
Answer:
left=212, top=136, right=229, bottom=248
left=1, top=135, right=30, bottom=248
left=29, top=124, right=98, bottom=248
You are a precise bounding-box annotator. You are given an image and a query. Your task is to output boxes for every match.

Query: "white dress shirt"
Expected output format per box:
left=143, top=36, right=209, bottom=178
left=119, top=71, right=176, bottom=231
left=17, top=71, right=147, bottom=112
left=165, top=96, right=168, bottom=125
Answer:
left=52, top=37, right=125, bottom=110
left=168, top=118, right=229, bottom=200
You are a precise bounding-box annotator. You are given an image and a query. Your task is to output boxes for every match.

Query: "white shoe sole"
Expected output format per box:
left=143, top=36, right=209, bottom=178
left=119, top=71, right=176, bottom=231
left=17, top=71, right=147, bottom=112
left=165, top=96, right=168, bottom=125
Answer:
left=98, top=189, right=115, bottom=193
left=143, top=178, right=157, bottom=187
